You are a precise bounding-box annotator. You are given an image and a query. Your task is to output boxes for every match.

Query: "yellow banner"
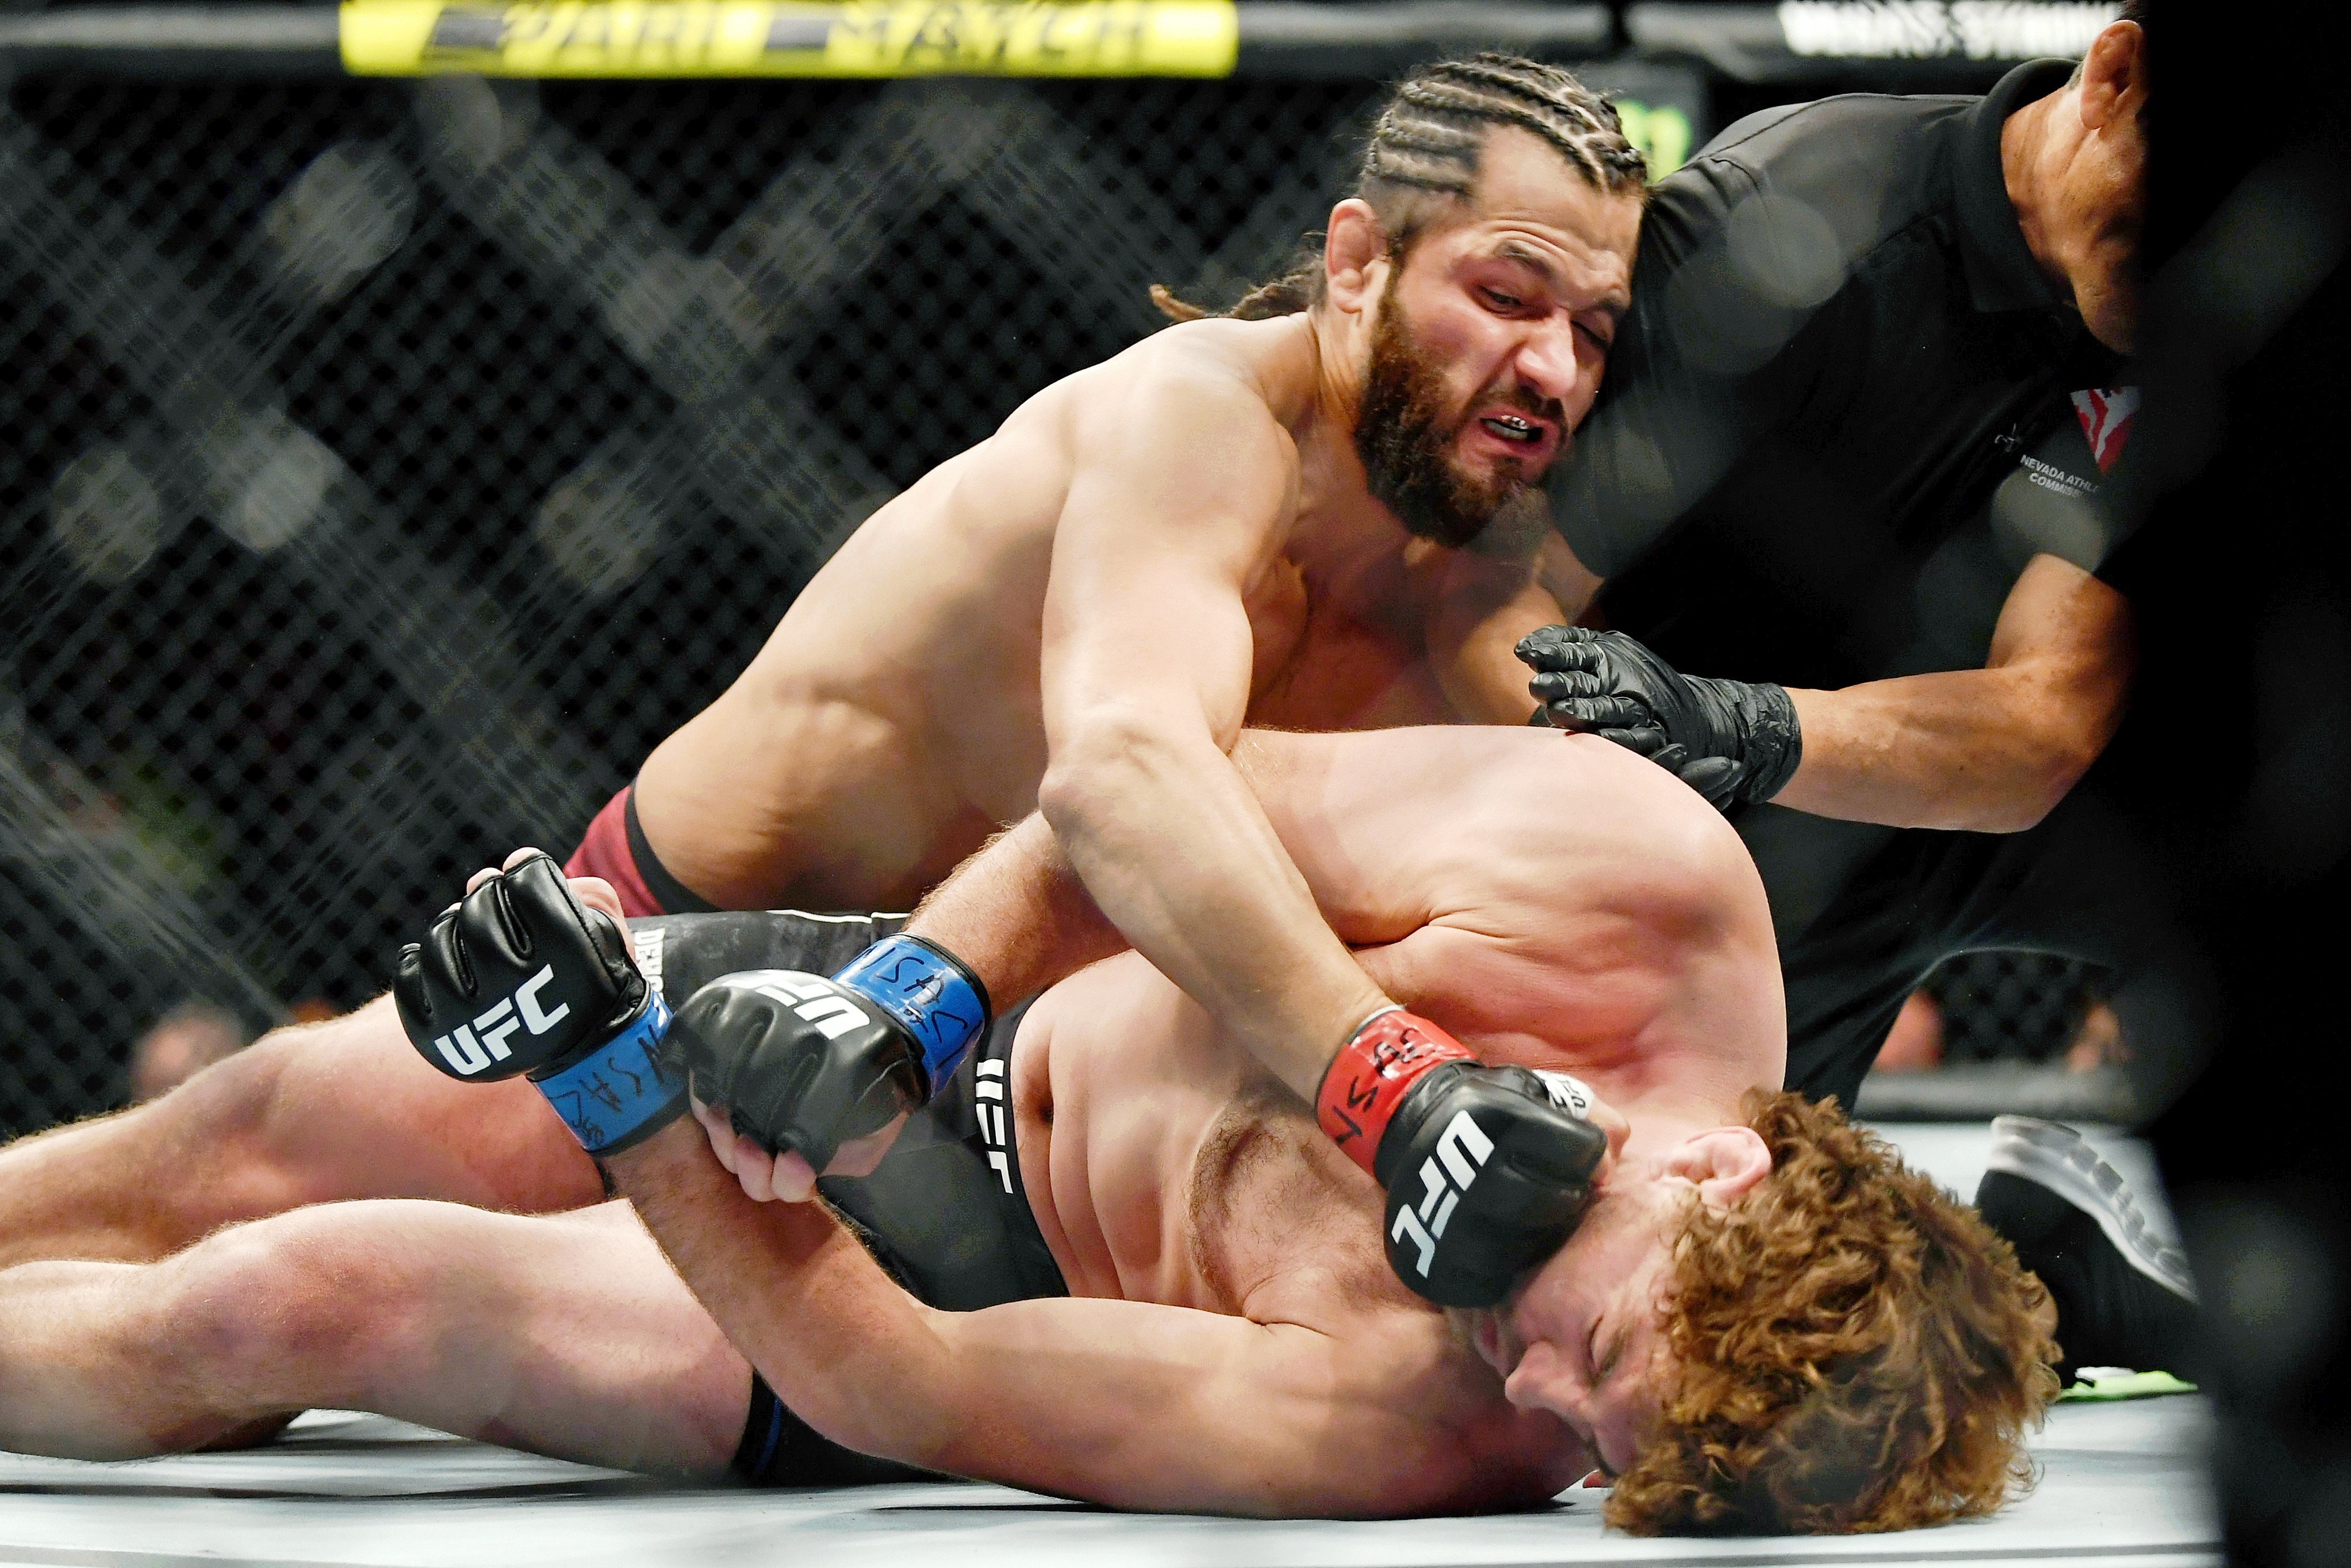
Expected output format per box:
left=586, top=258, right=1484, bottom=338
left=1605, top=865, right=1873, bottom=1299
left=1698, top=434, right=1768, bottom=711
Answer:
left=340, top=0, right=1238, bottom=76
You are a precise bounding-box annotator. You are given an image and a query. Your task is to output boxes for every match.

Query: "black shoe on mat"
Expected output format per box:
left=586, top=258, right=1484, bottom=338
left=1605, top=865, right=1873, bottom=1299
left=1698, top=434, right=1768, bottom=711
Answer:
left=1973, top=1115, right=2198, bottom=1385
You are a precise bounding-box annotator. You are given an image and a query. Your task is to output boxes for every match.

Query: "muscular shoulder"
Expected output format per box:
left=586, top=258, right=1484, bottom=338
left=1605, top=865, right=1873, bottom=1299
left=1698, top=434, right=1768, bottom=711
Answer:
left=943, top=316, right=1310, bottom=562
left=1254, top=726, right=1759, bottom=930
left=1521, top=732, right=1759, bottom=905
left=1249, top=726, right=1778, bottom=1065
left=1056, top=315, right=1315, bottom=454
left=1001, top=316, right=1317, bottom=551
left=1428, top=731, right=1770, bottom=988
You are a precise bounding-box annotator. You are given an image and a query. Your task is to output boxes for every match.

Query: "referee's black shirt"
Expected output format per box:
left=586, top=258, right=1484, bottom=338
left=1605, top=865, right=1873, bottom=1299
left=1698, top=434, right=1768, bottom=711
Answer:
left=1551, top=59, right=2134, bottom=692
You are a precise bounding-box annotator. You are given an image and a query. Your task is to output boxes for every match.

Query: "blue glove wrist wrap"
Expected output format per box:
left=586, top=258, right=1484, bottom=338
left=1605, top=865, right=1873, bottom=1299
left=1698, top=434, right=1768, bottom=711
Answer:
left=834, top=933, right=991, bottom=1091
left=530, top=990, right=680, bottom=1156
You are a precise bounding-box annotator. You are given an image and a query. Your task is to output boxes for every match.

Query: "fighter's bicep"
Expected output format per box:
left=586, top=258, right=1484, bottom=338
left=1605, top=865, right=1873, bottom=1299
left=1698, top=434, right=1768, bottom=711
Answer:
left=1043, top=370, right=1298, bottom=738
left=1040, top=553, right=1261, bottom=749
left=1056, top=365, right=1299, bottom=568
left=923, top=1298, right=1460, bottom=1516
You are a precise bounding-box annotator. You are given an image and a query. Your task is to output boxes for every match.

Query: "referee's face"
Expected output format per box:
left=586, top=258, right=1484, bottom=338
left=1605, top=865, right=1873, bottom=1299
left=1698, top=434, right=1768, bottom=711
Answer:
left=1380, top=129, right=1642, bottom=484
left=2019, top=19, right=2149, bottom=351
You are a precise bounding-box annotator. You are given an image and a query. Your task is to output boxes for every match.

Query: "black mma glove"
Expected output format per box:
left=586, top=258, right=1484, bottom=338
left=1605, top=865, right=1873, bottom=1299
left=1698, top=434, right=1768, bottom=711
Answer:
left=393, top=852, right=680, bottom=1157
left=661, top=934, right=991, bottom=1175
left=1516, top=625, right=1802, bottom=810
left=1316, top=1007, right=1609, bottom=1308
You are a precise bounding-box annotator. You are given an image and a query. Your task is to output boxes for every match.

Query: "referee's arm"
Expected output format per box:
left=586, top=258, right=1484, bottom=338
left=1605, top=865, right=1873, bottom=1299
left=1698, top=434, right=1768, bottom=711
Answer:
left=1771, top=553, right=2133, bottom=833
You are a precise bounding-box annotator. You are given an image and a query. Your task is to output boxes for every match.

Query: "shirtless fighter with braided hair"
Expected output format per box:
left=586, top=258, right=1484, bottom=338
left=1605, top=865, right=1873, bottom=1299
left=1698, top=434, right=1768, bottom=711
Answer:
left=0, top=55, right=1648, bottom=1298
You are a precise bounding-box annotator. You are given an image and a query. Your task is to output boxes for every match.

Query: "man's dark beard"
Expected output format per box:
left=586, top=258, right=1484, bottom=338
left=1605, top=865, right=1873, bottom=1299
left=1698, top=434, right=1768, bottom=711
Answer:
left=1353, top=291, right=1537, bottom=549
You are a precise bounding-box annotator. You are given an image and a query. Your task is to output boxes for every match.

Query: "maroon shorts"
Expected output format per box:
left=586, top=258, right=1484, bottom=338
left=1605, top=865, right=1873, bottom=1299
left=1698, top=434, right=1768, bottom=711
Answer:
left=565, top=785, right=718, bottom=919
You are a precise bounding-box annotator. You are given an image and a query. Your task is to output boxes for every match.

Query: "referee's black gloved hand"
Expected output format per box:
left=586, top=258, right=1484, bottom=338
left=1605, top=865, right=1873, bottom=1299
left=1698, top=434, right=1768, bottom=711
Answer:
left=1516, top=626, right=1803, bottom=810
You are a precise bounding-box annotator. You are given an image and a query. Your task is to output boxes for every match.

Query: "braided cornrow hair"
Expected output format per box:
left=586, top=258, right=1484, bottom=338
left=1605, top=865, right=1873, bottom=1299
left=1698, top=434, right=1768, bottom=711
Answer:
left=1153, top=53, right=1646, bottom=323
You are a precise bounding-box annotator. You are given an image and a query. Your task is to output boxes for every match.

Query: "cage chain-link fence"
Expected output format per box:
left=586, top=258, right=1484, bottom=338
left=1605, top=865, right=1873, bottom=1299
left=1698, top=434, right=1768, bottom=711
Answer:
left=0, top=71, right=1413, bottom=1133
left=1923, top=952, right=2108, bottom=1067
left=1, top=70, right=2087, bottom=1135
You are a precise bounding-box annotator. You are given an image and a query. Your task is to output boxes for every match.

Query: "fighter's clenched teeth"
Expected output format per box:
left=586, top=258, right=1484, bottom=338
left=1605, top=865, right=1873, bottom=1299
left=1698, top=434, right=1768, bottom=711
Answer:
left=1481, top=413, right=1541, bottom=444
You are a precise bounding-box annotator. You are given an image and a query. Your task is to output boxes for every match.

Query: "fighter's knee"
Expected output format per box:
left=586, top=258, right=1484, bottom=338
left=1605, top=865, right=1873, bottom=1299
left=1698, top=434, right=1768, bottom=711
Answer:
left=169, top=1207, right=435, bottom=1406
left=163, top=1222, right=359, bottom=1406
left=155, top=996, right=553, bottom=1215
left=141, top=1021, right=342, bottom=1213
left=155, top=999, right=368, bottom=1120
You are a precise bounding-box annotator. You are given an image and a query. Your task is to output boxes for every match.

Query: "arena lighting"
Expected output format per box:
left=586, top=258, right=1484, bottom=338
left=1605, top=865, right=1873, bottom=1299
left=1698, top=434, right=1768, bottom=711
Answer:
left=1629, top=0, right=2116, bottom=80
left=0, top=0, right=2118, bottom=78
left=0, top=1, right=1616, bottom=78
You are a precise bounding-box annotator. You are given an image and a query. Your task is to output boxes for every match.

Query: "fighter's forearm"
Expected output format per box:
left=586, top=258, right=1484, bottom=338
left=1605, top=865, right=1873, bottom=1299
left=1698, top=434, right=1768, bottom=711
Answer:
left=1775, top=666, right=2116, bottom=832
left=605, top=1121, right=960, bottom=1467
left=906, top=816, right=1132, bottom=1009
left=1037, top=719, right=1387, bottom=1101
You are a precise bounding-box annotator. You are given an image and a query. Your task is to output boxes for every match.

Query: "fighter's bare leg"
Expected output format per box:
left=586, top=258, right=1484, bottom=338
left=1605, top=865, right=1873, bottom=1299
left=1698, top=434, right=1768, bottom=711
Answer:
left=0, top=998, right=599, bottom=1268
left=0, top=1199, right=747, bottom=1475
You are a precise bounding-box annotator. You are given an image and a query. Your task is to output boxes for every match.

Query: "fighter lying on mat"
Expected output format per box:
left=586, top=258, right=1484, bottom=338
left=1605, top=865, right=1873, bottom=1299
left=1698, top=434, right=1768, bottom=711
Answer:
left=0, top=54, right=1646, bottom=1272
left=0, top=727, right=2055, bottom=1532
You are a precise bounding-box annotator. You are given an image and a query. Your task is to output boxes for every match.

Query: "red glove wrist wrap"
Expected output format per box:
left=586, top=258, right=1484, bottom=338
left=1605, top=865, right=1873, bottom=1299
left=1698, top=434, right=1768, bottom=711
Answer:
left=1315, top=1008, right=1475, bottom=1176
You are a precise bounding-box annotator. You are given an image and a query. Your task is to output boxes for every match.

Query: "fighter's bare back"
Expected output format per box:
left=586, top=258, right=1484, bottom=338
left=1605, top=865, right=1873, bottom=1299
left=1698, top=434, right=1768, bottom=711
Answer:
left=636, top=312, right=1557, bottom=913
left=1022, top=722, right=1783, bottom=1302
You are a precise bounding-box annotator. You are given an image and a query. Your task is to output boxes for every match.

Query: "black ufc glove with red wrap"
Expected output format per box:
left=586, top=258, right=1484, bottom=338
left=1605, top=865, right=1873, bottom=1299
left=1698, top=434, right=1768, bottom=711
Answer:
left=1517, top=625, right=1802, bottom=810
left=1316, top=1007, right=1609, bottom=1308
left=393, top=852, right=680, bottom=1157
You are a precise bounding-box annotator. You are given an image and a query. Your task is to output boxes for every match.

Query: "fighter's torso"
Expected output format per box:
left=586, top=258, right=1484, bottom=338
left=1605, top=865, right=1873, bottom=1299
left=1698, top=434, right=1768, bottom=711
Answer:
left=989, top=726, right=1784, bottom=1505
left=1008, top=950, right=1587, bottom=1506
left=635, top=317, right=1470, bottom=913
left=1015, top=954, right=1381, bottom=1314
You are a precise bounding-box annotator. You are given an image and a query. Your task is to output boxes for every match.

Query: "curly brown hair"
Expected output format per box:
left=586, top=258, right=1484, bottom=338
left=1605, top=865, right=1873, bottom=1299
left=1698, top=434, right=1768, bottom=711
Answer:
left=1606, top=1091, right=2061, bottom=1535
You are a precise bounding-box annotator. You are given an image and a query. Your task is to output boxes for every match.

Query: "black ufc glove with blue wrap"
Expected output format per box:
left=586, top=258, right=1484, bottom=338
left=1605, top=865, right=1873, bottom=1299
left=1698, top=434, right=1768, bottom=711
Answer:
left=394, top=851, right=679, bottom=1156
left=396, top=853, right=991, bottom=1174
left=1516, top=625, right=1803, bottom=810
left=661, top=934, right=991, bottom=1175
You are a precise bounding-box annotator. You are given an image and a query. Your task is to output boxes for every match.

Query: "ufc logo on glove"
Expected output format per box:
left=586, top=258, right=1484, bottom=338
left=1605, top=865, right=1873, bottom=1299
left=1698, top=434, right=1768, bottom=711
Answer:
left=1390, top=1110, right=1495, bottom=1278
left=748, top=973, right=872, bottom=1042
left=1316, top=1009, right=1608, bottom=1308
left=429, top=964, right=572, bottom=1076
left=395, top=853, right=681, bottom=1156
